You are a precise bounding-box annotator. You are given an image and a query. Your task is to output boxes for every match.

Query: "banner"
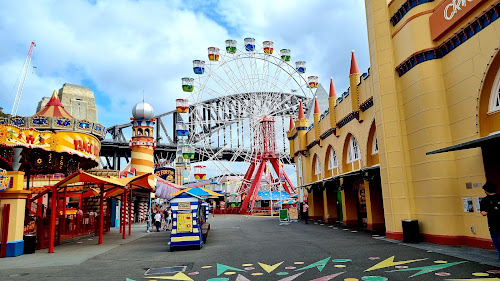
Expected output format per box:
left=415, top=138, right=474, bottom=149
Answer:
left=154, top=167, right=175, bottom=182
left=0, top=124, right=100, bottom=163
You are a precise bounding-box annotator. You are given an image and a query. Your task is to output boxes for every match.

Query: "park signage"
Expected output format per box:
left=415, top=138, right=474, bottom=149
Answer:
left=430, top=0, right=488, bottom=41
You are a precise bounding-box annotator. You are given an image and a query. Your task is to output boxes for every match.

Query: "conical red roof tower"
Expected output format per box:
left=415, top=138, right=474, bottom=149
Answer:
left=314, top=98, right=320, bottom=114
left=34, top=90, right=74, bottom=119
left=298, top=101, right=305, bottom=119
left=289, top=115, right=295, bottom=130
left=350, top=51, right=360, bottom=75
left=329, top=77, right=337, bottom=98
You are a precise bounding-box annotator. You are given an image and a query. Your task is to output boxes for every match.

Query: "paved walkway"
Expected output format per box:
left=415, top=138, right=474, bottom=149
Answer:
left=308, top=219, right=500, bottom=267
left=0, top=216, right=499, bottom=281
left=0, top=223, right=150, bottom=270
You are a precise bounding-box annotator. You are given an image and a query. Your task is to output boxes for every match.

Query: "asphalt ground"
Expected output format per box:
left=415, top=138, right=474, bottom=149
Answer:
left=0, top=215, right=499, bottom=281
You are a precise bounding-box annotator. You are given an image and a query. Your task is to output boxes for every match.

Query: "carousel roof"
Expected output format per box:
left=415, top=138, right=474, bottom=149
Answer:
left=34, top=90, right=74, bottom=119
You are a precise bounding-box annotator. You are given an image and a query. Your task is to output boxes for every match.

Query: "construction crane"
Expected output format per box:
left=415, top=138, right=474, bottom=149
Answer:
left=11, top=41, right=36, bottom=116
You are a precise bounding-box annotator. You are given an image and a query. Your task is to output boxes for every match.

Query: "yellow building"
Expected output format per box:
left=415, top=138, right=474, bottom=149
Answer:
left=289, top=0, right=500, bottom=248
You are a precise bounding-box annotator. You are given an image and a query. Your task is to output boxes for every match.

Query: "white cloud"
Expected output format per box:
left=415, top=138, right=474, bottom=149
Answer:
left=0, top=0, right=368, bottom=179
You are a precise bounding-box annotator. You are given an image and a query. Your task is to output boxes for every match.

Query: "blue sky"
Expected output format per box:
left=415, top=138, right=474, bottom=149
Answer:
left=0, top=0, right=369, bottom=180
left=0, top=0, right=369, bottom=128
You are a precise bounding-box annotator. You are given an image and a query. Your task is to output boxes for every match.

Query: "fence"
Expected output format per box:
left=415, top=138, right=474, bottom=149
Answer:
left=36, top=213, right=110, bottom=250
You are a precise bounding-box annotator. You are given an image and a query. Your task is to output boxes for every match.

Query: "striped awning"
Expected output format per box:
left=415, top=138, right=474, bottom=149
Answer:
left=155, top=180, right=182, bottom=200
left=34, top=90, right=74, bottom=119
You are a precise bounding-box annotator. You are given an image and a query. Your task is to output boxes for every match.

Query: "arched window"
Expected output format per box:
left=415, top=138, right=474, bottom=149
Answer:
left=315, top=157, right=322, bottom=175
left=489, top=70, right=500, bottom=113
left=138, top=128, right=143, bottom=136
left=347, top=136, right=361, bottom=163
left=372, top=131, right=378, bottom=154
left=145, top=129, right=150, bottom=136
left=328, top=148, right=338, bottom=169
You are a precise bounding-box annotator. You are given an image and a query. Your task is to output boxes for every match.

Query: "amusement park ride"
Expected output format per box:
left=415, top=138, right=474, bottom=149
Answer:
left=170, top=38, right=319, bottom=213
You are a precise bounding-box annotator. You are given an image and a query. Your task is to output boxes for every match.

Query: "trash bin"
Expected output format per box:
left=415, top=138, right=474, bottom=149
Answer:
left=23, top=234, right=36, bottom=254
left=402, top=220, right=420, bottom=243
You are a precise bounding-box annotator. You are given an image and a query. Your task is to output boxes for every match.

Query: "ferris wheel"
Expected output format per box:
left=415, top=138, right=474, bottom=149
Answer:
left=175, top=38, right=319, bottom=183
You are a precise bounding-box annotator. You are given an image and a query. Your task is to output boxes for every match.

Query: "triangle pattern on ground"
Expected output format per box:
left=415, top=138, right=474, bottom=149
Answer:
left=217, top=264, right=245, bottom=276
left=295, top=257, right=331, bottom=272
left=144, top=272, right=193, bottom=281
left=277, top=272, right=305, bottom=281
left=310, top=272, right=346, bottom=281
left=258, top=262, right=284, bottom=273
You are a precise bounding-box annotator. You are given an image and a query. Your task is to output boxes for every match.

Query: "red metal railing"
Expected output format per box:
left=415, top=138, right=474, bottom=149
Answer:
left=36, top=213, right=110, bottom=250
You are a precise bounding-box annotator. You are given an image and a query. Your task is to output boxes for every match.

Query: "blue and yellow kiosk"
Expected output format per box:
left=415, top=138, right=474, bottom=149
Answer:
left=168, top=187, right=220, bottom=251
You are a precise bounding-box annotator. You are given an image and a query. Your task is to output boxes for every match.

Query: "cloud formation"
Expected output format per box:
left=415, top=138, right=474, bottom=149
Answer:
left=0, top=0, right=368, bottom=128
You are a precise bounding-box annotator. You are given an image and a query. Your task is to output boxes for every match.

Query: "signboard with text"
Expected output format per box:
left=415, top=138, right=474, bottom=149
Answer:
left=178, top=202, right=191, bottom=210
left=154, top=167, right=175, bottom=182
left=430, top=0, right=488, bottom=40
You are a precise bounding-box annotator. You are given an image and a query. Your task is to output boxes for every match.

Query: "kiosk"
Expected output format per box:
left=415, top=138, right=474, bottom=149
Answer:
left=169, top=192, right=207, bottom=251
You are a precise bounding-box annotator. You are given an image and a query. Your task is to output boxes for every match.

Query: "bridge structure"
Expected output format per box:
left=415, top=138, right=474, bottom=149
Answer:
left=101, top=92, right=314, bottom=171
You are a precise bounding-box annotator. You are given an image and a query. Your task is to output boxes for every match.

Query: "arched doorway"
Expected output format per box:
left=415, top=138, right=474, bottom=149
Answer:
left=478, top=48, right=500, bottom=187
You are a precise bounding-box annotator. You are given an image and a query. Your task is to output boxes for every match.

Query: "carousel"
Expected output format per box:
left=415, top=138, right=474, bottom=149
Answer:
left=0, top=90, right=105, bottom=176
left=0, top=90, right=106, bottom=257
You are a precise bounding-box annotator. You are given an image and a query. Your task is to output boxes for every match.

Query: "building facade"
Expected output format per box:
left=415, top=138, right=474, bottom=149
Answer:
left=289, top=0, right=500, bottom=248
left=37, top=83, right=98, bottom=124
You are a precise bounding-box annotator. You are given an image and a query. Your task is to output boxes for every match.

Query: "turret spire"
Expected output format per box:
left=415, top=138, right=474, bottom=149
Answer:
left=329, top=77, right=337, bottom=98
left=350, top=50, right=360, bottom=75
left=298, top=101, right=305, bottom=119
left=314, top=98, right=320, bottom=114
left=289, top=114, right=295, bottom=130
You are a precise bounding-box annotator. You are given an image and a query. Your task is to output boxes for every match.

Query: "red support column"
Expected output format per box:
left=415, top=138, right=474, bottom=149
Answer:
left=119, top=193, right=122, bottom=234
left=240, top=160, right=267, bottom=214
left=62, top=187, right=67, bottom=233
left=128, top=187, right=132, bottom=236
left=269, top=158, right=296, bottom=194
left=48, top=187, right=57, bottom=253
left=0, top=204, right=10, bottom=258
left=122, top=191, right=126, bottom=239
left=98, top=184, right=104, bottom=245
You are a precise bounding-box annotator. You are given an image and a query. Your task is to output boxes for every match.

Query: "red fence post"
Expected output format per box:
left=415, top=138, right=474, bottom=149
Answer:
left=48, top=187, right=57, bottom=253
left=0, top=204, right=11, bottom=258
left=128, top=188, right=132, bottom=236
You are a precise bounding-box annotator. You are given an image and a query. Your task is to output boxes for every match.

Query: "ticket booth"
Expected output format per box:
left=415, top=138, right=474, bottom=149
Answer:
left=169, top=193, right=206, bottom=251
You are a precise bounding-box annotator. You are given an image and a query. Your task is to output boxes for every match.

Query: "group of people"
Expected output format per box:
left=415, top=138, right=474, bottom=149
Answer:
left=147, top=207, right=172, bottom=232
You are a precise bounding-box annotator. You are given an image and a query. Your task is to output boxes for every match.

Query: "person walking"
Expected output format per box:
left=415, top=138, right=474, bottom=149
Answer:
left=154, top=212, right=162, bottom=232
left=146, top=209, right=152, bottom=233
left=303, top=201, right=309, bottom=224
left=480, top=182, right=500, bottom=260
left=165, top=208, right=172, bottom=231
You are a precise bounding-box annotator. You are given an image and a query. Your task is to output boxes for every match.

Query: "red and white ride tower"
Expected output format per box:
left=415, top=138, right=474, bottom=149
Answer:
left=238, top=116, right=296, bottom=214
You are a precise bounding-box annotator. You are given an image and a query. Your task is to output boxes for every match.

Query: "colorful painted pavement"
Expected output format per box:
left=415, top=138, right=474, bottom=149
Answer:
left=126, top=256, right=500, bottom=281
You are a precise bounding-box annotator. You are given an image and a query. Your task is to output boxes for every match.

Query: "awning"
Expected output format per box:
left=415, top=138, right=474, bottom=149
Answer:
left=169, top=186, right=223, bottom=199
left=275, top=199, right=296, bottom=205
left=426, top=133, right=500, bottom=155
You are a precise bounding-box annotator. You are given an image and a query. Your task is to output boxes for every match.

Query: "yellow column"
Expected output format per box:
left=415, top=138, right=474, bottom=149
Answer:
left=0, top=171, right=30, bottom=257
left=364, top=179, right=385, bottom=230
left=340, top=184, right=358, bottom=225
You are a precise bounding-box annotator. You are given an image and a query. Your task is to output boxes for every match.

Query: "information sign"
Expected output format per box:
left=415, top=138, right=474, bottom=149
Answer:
left=177, top=212, right=193, bottom=233
left=289, top=208, right=298, bottom=221
left=279, top=209, right=289, bottom=222
left=178, top=202, right=191, bottom=210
